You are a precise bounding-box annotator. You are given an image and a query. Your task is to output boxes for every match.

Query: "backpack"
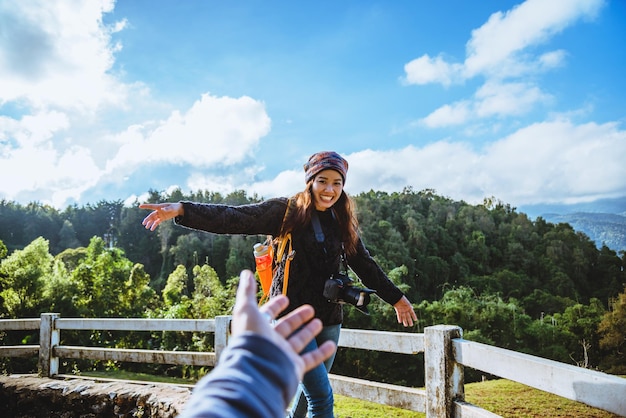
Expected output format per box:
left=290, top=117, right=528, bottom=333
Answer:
left=256, top=199, right=295, bottom=305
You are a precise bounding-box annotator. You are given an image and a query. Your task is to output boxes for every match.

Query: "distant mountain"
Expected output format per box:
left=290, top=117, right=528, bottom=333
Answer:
left=519, top=196, right=626, bottom=253
left=539, top=212, right=626, bottom=253
left=519, top=196, right=626, bottom=218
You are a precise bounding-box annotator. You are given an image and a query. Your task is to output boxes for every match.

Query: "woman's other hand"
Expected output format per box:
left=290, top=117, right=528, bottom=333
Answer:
left=393, top=296, right=418, bottom=327
left=139, top=202, right=183, bottom=231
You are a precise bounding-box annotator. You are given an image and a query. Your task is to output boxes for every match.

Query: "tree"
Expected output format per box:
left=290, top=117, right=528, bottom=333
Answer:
left=119, top=193, right=166, bottom=282
left=0, top=239, right=7, bottom=260
left=58, top=220, right=81, bottom=249
left=591, top=245, right=625, bottom=300
left=367, top=220, right=412, bottom=273
left=166, top=264, right=188, bottom=302
left=598, top=286, right=626, bottom=373
left=64, top=236, right=156, bottom=318
left=553, top=299, right=606, bottom=368
left=0, top=237, right=53, bottom=317
left=118, top=264, right=157, bottom=317
left=224, top=235, right=256, bottom=281
left=523, top=316, right=571, bottom=363
left=191, top=264, right=233, bottom=319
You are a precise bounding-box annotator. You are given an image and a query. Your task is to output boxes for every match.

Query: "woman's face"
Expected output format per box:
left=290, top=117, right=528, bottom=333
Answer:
left=311, top=169, right=344, bottom=211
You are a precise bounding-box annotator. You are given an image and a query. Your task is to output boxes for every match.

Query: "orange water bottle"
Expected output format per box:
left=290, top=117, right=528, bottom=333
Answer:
left=253, top=243, right=273, bottom=301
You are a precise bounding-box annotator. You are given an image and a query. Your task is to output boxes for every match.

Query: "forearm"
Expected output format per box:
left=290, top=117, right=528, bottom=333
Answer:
left=348, top=239, right=405, bottom=305
left=178, top=333, right=298, bottom=418
left=174, top=198, right=287, bottom=235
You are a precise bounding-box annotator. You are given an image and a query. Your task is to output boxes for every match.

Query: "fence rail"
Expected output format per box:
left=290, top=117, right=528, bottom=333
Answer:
left=1, top=314, right=624, bottom=417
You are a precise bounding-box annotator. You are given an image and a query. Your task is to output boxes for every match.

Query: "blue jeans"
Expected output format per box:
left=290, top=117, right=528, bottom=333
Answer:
left=289, top=324, right=341, bottom=418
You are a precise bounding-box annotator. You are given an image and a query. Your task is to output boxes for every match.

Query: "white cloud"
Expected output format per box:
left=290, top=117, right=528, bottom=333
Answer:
left=482, top=119, right=626, bottom=204
left=246, top=169, right=304, bottom=199
left=420, top=80, right=552, bottom=127
left=420, top=102, right=471, bottom=128
left=298, top=118, right=625, bottom=207
left=0, top=137, right=100, bottom=208
left=0, top=0, right=155, bottom=207
left=538, top=50, right=567, bottom=71
left=402, top=0, right=604, bottom=129
left=105, top=93, right=271, bottom=178
left=131, top=116, right=625, bottom=209
left=473, top=81, right=551, bottom=118
left=0, top=0, right=130, bottom=111
left=402, top=54, right=461, bottom=87
left=0, top=90, right=271, bottom=207
left=11, top=111, right=70, bottom=146
left=464, top=0, right=603, bottom=78
left=0, top=111, right=100, bottom=206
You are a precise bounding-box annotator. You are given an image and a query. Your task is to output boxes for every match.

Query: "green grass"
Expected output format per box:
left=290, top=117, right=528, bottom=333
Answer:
left=334, top=378, right=623, bottom=418
left=78, top=371, right=622, bottom=417
left=463, top=379, right=622, bottom=418
left=334, top=394, right=422, bottom=417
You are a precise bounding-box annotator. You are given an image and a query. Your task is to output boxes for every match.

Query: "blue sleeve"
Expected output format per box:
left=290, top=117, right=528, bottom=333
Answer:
left=178, top=333, right=298, bottom=418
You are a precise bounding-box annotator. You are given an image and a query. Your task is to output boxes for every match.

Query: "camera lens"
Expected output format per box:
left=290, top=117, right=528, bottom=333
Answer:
left=342, top=286, right=376, bottom=315
left=323, top=274, right=376, bottom=314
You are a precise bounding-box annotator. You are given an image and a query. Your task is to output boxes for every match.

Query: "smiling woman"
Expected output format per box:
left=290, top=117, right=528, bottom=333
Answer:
left=139, top=150, right=417, bottom=418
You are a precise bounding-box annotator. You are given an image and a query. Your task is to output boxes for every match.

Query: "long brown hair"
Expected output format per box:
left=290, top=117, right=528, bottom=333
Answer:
left=280, top=180, right=360, bottom=256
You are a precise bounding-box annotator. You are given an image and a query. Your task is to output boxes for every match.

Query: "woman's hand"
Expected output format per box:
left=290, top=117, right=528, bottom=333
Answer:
left=139, top=203, right=183, bottom=231
left=393, top=296, right=418, bottom=327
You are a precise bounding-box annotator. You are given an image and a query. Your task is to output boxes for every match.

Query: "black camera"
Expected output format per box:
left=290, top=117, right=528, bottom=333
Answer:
left=323, top=274, right=376, bottom=315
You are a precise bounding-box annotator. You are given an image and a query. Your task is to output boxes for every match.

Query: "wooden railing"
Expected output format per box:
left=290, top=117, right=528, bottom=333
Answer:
left=1, top=314, right=624, bottom=417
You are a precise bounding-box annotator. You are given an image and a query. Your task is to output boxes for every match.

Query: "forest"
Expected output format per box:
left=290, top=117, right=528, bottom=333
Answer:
left=0, top=188, right=625, bottom=386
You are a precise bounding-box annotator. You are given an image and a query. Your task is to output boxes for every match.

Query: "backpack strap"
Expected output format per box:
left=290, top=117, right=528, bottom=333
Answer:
left=275, top=232, right=293, bottom=296
left=278, top=197, right=294, bottom=237
left=259, top=198, right=295, bottom=305
left=276, top=198, right=295, bottom=296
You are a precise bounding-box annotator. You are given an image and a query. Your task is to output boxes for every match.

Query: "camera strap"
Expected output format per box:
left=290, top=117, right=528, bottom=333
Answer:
left=310, top=210, right=326, bottom=244
left=311, top=210, right=348, bottom=273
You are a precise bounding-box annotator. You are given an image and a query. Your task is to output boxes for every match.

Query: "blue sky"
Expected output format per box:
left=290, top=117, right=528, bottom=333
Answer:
left=1, top=0, right=625, bottom=213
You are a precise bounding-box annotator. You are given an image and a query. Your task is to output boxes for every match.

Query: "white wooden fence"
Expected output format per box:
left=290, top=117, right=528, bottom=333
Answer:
left=1, top=314, right=624, bottom=417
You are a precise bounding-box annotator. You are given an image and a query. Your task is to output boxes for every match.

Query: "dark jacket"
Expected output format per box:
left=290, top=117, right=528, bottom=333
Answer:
left=175, top=197, right=405, bottom=325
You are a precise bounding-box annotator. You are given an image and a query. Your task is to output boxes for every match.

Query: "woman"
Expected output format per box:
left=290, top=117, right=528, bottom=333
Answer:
left=140, top=151, right=417, bottom=418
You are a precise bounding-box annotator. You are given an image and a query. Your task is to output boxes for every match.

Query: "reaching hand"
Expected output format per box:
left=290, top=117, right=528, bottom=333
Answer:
left=139, top=203, right=183, bottom=231
left=393, top=295, right=418, bottom=327
left=232, top=270, right=336, bottom=380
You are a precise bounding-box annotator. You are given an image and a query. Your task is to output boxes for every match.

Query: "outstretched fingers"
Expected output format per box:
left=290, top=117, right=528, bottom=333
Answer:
left=273, top=304, right=316, bottom=341
left=259, top=295, right=289, bottom=322
left=286, top=317, right=322, bottom=354
left=139, top=203, right=180, bottom=231
left=141, top=213, right=161, bottom=231
left=301, top=341, right=336, bottom=374
left=139, top=204, right=163, bottom=231
left=276, top=312, right=336, bottom=375
left=273, top=304, right=337, bottom=368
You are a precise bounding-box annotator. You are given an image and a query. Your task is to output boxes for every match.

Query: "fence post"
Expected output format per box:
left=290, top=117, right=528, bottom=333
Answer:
left=39, top=313, right=60, bottom=377
left=424, top=325, right=464, bottom=417
left=214, top=315, right=231, bottom=362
